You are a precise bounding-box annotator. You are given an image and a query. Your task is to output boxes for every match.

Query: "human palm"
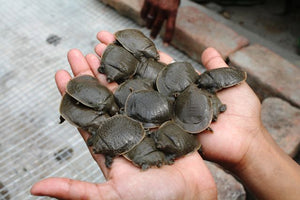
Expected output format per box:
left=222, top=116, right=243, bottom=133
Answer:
left=197, top=49, right=263, bottom=169
left=30, top=32, right=217, bottom=200
left=31, top=30, right=265, bottom=199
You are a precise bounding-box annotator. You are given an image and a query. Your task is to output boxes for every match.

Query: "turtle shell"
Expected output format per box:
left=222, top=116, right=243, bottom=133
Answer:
left=156, top=62, right=198, bottom=97
left=197, top=67, right=247, bottom=93
left=123, top=136, right=169, bottom=170
left=125, top=90, right=172, bottom=128
left=88, top=115, right=145, bottom=156
left=173, top=85, right=213, bottom=133
left=201, top=90, right=227, bottom=122
left=59, top=93, right=109, bottom=135
left=114, top=79, right=153, bottom=108
left=135, top=58, right=166, bottom=86
left=98, top=44, right=139, bottom=83
left=115, top=29, right=159, bottom=61
left=152, top=121, right=201, bottom=158
left=66, top=75, right=119, bottom=115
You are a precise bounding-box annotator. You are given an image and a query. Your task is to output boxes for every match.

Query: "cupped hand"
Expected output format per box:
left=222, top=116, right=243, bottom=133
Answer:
left=30, top=31, right=217, bottom=200
left=197, top=48, right=264, bottom=171
left=141, top=0, right=180, bottom=44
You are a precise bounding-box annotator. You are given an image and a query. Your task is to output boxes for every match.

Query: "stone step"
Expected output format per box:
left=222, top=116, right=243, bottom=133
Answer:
left=229, top=44, right=300, bottom=108
left=261, top=97, right=300, bottom=157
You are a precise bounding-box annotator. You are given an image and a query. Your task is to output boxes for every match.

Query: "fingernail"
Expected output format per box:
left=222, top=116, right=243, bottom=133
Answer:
left=163, top=42, right=169, bottom=47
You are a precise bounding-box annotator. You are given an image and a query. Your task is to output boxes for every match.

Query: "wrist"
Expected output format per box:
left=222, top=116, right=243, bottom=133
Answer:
left=231, top=125, right=300, bottom=199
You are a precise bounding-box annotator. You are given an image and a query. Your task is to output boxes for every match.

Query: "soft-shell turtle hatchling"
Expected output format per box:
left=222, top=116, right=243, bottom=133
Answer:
left=135, top=58, right=166, bottom=86
left=173, top=84, right=213, bottom=134
left=58, top=28, right=248, bottom=170
left=114, top=79, right=153, bottom=109
left=66, top=75, right=119, bottom=115
left=156, top=61, right=199, bottom=97
left=98, top=44, right=139, bottom=83
left=59, top=93, right=109, bottom=135
left=197, top=67, right=247, bottom=93
left=124, top=136, right=172, bottom=170
left=125, top=90, right=172, bottom=128
left=115, top=29, right=159, bottom=61
left=87, top=115, right=145, bottom=167
left=153, top=121, right=201, bottom=160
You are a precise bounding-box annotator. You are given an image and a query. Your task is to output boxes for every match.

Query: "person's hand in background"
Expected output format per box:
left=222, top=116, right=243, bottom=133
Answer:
left=141, top=0, right=180, bottom=44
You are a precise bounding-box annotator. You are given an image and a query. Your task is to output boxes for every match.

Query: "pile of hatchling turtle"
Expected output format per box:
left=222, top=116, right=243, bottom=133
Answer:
left=59, top=29, right=247, bottom=170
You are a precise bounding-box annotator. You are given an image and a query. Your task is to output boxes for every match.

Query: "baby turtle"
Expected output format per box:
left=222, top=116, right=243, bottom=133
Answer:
left=197, top=67, right=247, bottom=93
left=135, top=58, right=166, bottom=86
left=115, top=29, right=159, bottom=61
left=173, top=85, right=213, bottom=133
left=114, top=79, right=153, bottom=108
left=59, top=93, right=109, bottom=135
left=125, top=90, right=172, bottom=128
left=124, top=136, right=171, bottom=170
left=66, top=75, right=119, bottom=115
left=98, top=44, right=139, bottom=83
left=87, top=115, right=145, bottom=167
left=156, top=62, right=199, bottom=97
left=153, top=121, right=201, bottom=160
left=58, top=28, right=248, bottom=171
left=201, top=90, right=227, bottom=122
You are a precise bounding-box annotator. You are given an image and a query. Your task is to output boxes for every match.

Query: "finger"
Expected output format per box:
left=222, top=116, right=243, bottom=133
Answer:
left=85, top=53, right=118, bottom=92
left=141, top=0, right=151, bottom=19
left=55, top=70, right=72, bottom=95
left=67, top=49, right=94, bottom=77
left=150, top=11, right=166, bottom=39
left=174, top=152, right=217, bottom=198
left=146, top=5, right=158, bottom=28
left=30, top=178, right=120, bottom=200
left=96, top=31, right=115, bottom=45
left=77, top=128, right=110, bottom=178
left=163, top=11, right=177, bottom=44
left=94, top=43, right=107, bottom=57
left=158, top=51, right=174, bottom=64
left=201, top=47, right=228, bottom=70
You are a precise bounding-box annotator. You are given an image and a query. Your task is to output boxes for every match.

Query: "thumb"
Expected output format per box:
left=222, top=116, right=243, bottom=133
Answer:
left=30, top=177, right=120, bottom=200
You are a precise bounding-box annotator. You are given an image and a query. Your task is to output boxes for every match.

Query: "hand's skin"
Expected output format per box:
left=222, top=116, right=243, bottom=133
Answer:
left=93, top=32, right=300, bottom=199
left=30, top=31, right=217, bottom=200
left=31, top=30, right=300, bottom=200
left=197, top=48, right=300, bottom=199
left=141, top=0, right=180, bottom=44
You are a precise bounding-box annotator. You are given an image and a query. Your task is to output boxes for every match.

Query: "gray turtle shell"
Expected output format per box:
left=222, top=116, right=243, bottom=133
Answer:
left=153, top=121, right=201, bottom=157
left=173, top=85, right=213, bottom=133
left=114, top=79, right=153, bottom=108
left=115, top=29, right=159, bottom=61
left=135, top=58, right=166, bottom=86
left=201, top=90, right=227, bottom=122
left=156, top=62, right=198, bottom=97
left=88, top=115, right=145, bottom=156
left=125, top=90, right=172, bottom=128
left=197, top=67, right=247, bottom=93
left=66, top=75, right=118, bottom=115
left=59, top=93, right=109, bottom=135
left=99, top=44, right=139, bottom=83
left=124, top=136, right=169, bottom=170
